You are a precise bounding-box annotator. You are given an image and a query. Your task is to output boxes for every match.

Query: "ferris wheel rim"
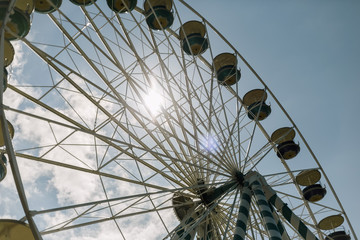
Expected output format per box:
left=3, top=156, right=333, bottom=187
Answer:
left=0, top=0, right=356, bottom=239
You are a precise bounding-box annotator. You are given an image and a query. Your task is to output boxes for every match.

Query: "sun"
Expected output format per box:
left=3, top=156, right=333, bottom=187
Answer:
left=143, top=87, right=164, bottom=115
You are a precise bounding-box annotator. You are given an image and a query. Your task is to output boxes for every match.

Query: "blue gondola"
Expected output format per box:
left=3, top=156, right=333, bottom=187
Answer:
left=0, top=2, right=31, bottom=40
left=34, top=0, right=62, bottom=14
left=70, top=0, right=96, bottom=6
left=276, top=140, right=300, bottom=159
left=271, top=127, right=300, bottom=160
left=180, top=21, right=208, bottom=56
left=0, top=154, right=7, bottom=182
left=325, top=231, right=351, bottom=240
left=243, top=89, right=271, bottom=121
left=107, top=0, right=137, bottom=13
left=247, top=101, right=271, bottom=120
left=302, top=184, right=327, bottom=202
left=172, top=192, right=194, bottom=221
left=144, top=0, right=173, bottom=30
left=3, top=68, right=8, bottom=92
left=213, top=53, right=240, bottom=85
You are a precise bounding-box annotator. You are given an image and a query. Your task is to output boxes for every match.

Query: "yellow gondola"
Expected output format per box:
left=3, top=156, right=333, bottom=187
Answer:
left=69, top=0, right=96, bottom=6
left=107, top=0, right=137, bottom=13
left=243, top=89, right=271, bottom=120
left=213, top=53, right=240, bottom=85
left=34, top=0, right=62, bottom=14
left=0, top=1, right=31, bottom=40
left=179, top=21, right=208, bottom=56
left=271, top=127, right=300, bottom=160
left=144, top=0, right=173, bottom=30
left=15, top=0, right=34, bottom=15
left=0, top=219, right=35, bottom=239
left=0, top=119, right=15, bottom=147
left=302, top=184, right=326, bottom=202
left=0, top=154, right=7, bottom=182
left=2, top=68, right=8, bottom=92
left=3, top=40, right=14, bottom=67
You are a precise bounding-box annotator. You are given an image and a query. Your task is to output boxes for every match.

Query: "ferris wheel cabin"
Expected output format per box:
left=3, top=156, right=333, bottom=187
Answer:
left=107, top=0, right=137, bottom=13
left=271, top=127, right=300, bottom=160
left=33, top=0, right=62, bottom=14
left=144, top=0, right=174, bottom=30
left=2, top=68, right=7, bottom=92
left=296, top=169, right=327, bottom=203
left=69, top=0, right=96, bottom=6
left=3, top=40, right=14, bottom=67
left=0, top=154, right=7, bottom=182
left=180, top=20, right=209, bottom=56
left=325, top=230, right=351, bottom=240
left=213, top=53, right=241, bottom=86
left=0, top=0, right=32, bottom=40
left=243, top=89, right=271, bottom=121
left=0, top=220, right=35, bottom=240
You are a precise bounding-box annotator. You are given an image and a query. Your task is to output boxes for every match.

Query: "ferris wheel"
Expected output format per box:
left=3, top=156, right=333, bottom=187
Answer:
left=0, top=0, right=357, bottom=239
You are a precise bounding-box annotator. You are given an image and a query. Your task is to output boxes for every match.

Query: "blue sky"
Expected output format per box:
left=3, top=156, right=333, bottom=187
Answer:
left=189, top=0, right=360, bottom=235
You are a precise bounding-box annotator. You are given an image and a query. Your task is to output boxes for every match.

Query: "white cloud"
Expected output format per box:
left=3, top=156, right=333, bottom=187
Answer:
left=1, top=6, right=197, bottom=240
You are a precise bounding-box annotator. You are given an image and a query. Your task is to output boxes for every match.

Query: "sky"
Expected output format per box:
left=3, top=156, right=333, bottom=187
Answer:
left=188, top=0, right=360, bottom=235
left=1, top=0, right=359, bottom=239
